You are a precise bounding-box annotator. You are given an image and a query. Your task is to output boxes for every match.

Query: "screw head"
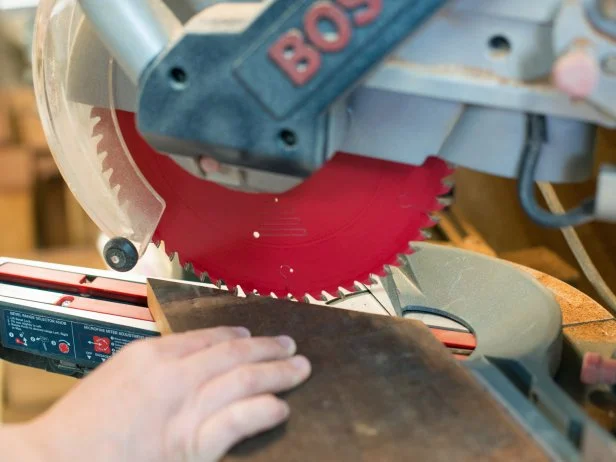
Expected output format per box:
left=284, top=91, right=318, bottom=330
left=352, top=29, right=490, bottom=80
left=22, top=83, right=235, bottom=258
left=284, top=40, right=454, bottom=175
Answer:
left=103, top=237, right=138, bottom=272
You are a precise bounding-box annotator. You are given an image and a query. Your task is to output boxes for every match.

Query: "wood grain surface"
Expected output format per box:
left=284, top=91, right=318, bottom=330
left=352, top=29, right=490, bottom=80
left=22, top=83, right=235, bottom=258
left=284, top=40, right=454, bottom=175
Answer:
left=148, top=279, right=550, bottom=461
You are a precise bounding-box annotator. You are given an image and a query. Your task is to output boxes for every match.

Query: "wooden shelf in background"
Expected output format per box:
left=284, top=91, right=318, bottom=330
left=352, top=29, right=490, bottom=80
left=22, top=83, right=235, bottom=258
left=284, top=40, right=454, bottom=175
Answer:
left=0, top=146, right=34, bottom=191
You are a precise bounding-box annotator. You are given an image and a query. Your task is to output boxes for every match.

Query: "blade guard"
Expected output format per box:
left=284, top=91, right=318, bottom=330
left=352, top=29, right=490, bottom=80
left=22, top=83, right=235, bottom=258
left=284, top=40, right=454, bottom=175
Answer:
left=33, top=0, right=165, bottom=257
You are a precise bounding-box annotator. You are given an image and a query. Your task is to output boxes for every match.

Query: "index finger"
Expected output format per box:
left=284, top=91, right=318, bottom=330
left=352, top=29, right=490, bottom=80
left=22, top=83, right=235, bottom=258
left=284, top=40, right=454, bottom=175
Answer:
left=150, top=326, right=251, bottom=358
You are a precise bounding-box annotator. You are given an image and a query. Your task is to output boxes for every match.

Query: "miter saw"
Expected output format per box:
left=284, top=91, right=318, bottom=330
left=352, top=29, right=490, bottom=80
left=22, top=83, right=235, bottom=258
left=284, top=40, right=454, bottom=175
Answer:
left=28, top=0, right=616, bottom=300
left=1, top=1, right=616, bottom=458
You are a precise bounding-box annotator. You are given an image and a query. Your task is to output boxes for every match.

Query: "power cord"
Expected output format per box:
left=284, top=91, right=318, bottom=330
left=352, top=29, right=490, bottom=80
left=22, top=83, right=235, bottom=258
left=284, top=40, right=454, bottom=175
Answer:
left=518, top=114, right=596, bottom=228
left=538, top=182, right=616, bottom=316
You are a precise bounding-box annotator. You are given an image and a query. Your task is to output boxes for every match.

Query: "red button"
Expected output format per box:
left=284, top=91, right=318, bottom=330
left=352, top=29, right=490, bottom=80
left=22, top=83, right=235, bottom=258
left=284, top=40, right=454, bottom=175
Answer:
left=59, top=342, right=70, bottom=354
left=93, top=336, right=111, bottom=354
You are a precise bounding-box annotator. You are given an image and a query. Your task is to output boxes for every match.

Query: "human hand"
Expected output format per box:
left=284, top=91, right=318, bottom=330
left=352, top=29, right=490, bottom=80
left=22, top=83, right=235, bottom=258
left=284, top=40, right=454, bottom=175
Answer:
left=13, top=327, right=311, bottom=462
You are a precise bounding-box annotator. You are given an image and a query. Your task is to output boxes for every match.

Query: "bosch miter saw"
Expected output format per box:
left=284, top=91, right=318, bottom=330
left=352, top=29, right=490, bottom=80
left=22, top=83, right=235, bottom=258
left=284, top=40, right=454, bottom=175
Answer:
left=28, top=0, right=616, bottom=298
left=3, top=0, right=616, bottom=459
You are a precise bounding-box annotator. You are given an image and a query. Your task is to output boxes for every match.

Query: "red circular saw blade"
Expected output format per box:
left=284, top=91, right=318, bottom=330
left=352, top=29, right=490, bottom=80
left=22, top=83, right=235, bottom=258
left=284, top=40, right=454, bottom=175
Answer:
left=97, top=109, right=452, bottom=298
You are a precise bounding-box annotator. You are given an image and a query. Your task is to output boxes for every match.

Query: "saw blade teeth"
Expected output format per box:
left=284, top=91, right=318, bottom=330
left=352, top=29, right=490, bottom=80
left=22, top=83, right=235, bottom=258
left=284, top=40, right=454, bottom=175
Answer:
left=442, top=176, right=455, bottom=189
left=428, top=212, right=441, bottom=224
left=369, top=274, right=381, bottom=285
left=269, top=292, right=278, bottom=299
left=91, top=119, right=104, bottom=137
left=117, top=189, right=131, bottom=207
left=118, top=200, right=131, bottom=216
left=199, top=272, right=212, bottom=283
left=408, top=242, right=421, bottom=253
left=303, top=294, right=319, bottom=304
left=337, top=287, right=352, bottom=298
left=111, top=183, right=120, bottom=197
left=368, top=275, right=384, bottom=291
left=353, top=281, right=367, bottom=291
left=234, top=286, right=247, bottom=298
left=320, top=291, right=335, bottom=302
left=420, top=229, right=433, bottom=240
left=436, top=197, right=453, bottom=207
left=389, top=253, right=402, bottom=266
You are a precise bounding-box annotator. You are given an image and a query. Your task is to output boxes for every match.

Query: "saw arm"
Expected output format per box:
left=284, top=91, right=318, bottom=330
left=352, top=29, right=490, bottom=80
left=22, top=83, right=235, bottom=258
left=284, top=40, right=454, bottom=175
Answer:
left=30, top=0, right=616, bottom=290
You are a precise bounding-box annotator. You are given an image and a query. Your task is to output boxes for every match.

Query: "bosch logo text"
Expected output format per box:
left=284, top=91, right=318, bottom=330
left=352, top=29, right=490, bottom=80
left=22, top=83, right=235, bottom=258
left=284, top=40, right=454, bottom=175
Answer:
left=268, top=0, right=382, bottom=86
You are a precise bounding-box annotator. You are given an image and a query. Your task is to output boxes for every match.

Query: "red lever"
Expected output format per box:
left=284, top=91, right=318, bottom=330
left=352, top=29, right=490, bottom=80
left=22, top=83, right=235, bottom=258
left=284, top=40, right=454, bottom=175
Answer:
left=430, top=328, right=477, bottom=350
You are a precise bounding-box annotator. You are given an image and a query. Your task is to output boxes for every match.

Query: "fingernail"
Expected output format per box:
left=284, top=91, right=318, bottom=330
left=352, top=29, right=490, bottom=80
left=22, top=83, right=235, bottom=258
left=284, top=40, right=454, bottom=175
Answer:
left=278, top=399, right=291, bottom=418
left=232, top=327, right=251, bottom=337
left=276, top=335, right=296, bottom=353
left=290, top=355, right=310, bottom=372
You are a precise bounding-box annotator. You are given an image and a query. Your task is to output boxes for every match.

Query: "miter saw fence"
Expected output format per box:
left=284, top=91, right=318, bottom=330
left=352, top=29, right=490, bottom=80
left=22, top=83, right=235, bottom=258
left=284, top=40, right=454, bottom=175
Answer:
left=31, top=0, right=616, bottom=297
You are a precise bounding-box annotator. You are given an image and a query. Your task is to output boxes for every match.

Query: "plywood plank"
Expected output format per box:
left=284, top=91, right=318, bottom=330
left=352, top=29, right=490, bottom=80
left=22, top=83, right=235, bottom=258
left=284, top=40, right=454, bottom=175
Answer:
left=147, top=279, right=550, bottom=462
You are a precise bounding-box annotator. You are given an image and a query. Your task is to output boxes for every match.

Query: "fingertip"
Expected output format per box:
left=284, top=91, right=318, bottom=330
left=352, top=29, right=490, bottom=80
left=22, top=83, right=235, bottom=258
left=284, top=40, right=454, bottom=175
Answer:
left=289, top=356, right=312, bottom=384
left=195, top=395, right=291, bottom=460
left=272, top=396, right=291, bottom=422
left=231, top=326, right=251, bottom=338
left=290, top=355, right=311, bottom=372
left=258, top=394, right=291, bottom=424
left=275, top=335, right=296, bottom=354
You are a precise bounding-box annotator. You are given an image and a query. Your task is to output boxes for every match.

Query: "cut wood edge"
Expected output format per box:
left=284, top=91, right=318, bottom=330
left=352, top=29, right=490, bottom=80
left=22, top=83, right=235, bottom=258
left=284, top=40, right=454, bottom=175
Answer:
left=146, top=278, right=174, bottom=335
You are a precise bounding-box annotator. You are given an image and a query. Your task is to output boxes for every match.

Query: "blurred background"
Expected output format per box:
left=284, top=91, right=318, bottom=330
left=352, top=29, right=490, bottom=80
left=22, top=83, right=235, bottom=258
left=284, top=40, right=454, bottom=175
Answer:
left=0, top=0, right=104, bottom=424
left=2, top=0, right=616, bottom=431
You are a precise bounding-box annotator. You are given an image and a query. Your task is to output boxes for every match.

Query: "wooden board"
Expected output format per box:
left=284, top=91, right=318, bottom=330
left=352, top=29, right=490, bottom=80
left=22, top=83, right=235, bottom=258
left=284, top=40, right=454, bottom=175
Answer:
left=517, top=264, right=614, bottom=326
left=147, top=279, right=550, bottom=462
left=502, top=247, right=580, bottom=285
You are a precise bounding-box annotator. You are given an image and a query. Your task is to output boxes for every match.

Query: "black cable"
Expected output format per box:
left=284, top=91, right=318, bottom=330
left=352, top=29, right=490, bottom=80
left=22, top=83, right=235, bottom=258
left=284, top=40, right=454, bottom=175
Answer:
left=517, top=114, right=596, bottom=228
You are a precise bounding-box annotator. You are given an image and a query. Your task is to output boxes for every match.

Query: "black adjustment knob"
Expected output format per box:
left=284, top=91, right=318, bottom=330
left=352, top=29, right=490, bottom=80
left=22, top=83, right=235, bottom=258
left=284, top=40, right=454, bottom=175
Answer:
left=103, top=237, right=138, bottom=272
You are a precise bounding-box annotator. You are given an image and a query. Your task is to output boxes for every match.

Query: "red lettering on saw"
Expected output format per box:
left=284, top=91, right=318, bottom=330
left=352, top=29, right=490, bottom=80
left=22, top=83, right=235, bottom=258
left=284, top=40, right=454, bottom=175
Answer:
left=268, top=0, right=382, bottom=86
left=337, top=0, right=382, bottom=26
left=268, top=30, right=322, bottom=86
left=305, top=3, right=352, bottom=53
